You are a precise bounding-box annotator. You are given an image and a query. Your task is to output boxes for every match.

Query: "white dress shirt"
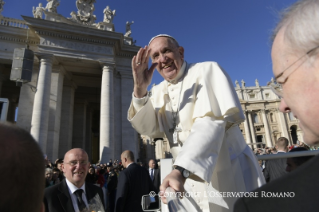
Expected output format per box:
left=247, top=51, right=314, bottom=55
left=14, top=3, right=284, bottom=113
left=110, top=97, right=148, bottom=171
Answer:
left=65, top=179, right=89, bottom=212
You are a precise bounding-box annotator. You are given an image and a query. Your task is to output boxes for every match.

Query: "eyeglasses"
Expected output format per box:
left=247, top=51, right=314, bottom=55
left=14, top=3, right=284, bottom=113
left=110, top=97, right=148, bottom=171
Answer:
left=269, top=46, right=319, bottom=98
left=64, top=160, right=88, bottom=167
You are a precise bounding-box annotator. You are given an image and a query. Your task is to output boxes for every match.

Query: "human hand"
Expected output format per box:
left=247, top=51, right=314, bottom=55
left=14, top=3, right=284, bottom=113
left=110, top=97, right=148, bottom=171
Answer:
left=132, top=46, right=158, bottom=98
left=159, top=169, right=186, bottom=204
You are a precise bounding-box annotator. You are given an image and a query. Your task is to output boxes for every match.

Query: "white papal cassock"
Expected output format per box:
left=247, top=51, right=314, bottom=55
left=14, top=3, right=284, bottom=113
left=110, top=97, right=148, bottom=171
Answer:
left=128, top=61, right=265, bottom=211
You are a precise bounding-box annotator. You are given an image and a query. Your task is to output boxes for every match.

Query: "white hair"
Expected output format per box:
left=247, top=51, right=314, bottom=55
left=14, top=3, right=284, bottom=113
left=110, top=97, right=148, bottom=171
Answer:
left=274, top=0, right=319, bottom=56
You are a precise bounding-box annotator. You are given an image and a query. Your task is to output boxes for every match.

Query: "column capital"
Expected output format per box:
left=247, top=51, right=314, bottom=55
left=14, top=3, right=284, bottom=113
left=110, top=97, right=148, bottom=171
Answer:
left=35, top=53, right=54, bottom=63
left=99, top=61, right=115, bottom=70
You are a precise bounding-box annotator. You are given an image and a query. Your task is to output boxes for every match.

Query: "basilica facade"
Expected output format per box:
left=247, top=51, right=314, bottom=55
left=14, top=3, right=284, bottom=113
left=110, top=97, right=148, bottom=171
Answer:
left=0, top=1, right=139, bottom=163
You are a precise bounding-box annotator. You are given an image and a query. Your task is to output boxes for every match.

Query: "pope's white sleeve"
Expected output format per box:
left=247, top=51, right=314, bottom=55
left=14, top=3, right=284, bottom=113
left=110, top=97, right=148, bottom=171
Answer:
left=128, top=94, right=164, bottom=138
left=131, top=92, right=149, bottom=112
left=174, top=116, right=226, bottom=183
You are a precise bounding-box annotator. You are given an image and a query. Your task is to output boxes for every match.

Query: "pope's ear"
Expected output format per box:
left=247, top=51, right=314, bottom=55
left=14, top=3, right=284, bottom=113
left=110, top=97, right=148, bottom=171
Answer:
left=178, top=46, right=184, bottom=59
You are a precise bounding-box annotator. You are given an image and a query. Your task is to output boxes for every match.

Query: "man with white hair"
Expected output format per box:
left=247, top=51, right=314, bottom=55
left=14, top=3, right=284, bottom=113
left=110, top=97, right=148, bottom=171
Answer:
left=128, top=34, right=265, bottom=211
left=234, top=0, right=319, bottom=211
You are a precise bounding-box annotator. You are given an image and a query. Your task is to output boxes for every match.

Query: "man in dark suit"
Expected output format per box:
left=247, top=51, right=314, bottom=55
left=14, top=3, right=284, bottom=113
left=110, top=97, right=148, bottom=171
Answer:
left=107, top=166, right=118, bottom=212
left=148, top=159, right=161, bottom=193
left=234, top=0, right=319, bottom=211
left=263, top=137, right=288, bottom=182
left=44, top=148, right=104, bottom=212
left=115, top=150, right=156, bottom=212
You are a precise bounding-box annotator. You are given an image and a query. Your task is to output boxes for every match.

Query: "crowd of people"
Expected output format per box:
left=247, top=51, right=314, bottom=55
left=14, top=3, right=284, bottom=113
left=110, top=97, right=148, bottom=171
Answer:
left=252, top=137, right=315, bottom=184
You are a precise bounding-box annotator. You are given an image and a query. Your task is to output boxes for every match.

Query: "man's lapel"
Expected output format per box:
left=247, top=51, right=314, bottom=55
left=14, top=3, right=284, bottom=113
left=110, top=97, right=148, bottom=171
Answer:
left=57, top=180, right=75, bottom=212
left=85, top=183, right=97, bottom=203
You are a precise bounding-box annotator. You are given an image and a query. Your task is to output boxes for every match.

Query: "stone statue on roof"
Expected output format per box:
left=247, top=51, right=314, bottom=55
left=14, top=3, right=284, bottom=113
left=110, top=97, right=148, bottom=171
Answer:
left=124, top=21, right=134, bottom=37
left=255, top=79, right=259, bottom=87
left=0, top=0, right=5, bottom=17
left=235, top=80, right=240, bottom=88
left=33, top=3, right=45, bottom=19
left=103, top=6, right=115, bottom=23
left=72, top=0, right=96, bottom=25
left=45, top=0, right=59, bottom=13
left=241, top=79, right=245, bottom=88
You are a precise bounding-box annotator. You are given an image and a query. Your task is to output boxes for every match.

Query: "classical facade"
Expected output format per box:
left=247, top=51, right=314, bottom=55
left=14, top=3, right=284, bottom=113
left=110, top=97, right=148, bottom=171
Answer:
left=0, top=1, right=139, bottom=163
left=236, top=79, right=303, bottom=149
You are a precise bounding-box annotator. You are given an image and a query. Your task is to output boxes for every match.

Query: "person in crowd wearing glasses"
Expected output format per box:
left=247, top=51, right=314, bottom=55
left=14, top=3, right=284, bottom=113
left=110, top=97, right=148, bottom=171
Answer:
left=128, top=34, right=265, bottom=211
left=234, top=0, right=319, bottom=211
left=44, top=148, right=104, bottom=212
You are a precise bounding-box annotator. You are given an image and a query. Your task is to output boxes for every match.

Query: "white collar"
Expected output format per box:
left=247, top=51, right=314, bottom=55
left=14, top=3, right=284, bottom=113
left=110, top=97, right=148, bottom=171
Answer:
left=65, top=178, right=86, bottom=194
left=167, top=61, right=186, bottom=84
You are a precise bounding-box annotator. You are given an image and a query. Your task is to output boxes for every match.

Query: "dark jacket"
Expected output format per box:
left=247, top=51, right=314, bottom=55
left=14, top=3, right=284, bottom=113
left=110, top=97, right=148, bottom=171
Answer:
left=150, top=168, right=161, bottom=193
left=44, top=179, right=104, bottom=212
left=234, top=155, right=318, bottom=212
left=115, top=163, right=156, bottom=212
left=263, top=152, right=288, bottom=182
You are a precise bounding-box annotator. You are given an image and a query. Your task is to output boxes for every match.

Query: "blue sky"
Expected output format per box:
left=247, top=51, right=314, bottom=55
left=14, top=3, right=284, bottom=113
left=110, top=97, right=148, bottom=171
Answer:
left=2, top=0, right=297, bottom=87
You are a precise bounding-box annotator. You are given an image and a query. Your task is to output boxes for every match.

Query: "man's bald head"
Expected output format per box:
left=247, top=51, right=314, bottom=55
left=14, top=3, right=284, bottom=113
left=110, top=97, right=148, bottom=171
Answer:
left=62, top=148, right=90, bottom=188
left=121, top=150, right=135, bottom=168
left=0, top=122, right=44, bottom=212
left=63, top=148, right=88, bottom=161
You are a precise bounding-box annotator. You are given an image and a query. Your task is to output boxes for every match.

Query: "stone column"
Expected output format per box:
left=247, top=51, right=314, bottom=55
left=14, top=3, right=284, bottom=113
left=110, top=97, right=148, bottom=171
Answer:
left=30, top=54, right=53, bottom=152
left=99, top=63, right=114, bottom=163
left=155, top=139, right=164, bottom=159
left=243, top=111, right=252, bottom=145
left=247, top=111, right=257, bottom=145
left=114, top=71, right=122, bottom=160
left=86, top=106, right=93, bottom=160
left=46, top=68, right=64, bottom=161
left=58, top=80, right=76, bottom=158
left=261, top=109, right=273, bottom=147
left=120, top=71, right=138, bottom=158
left=278, top=110, right=290, bottom=139
left=16, top=64, right=39, bottom=131
left=72, top=99, right=87, bottom=148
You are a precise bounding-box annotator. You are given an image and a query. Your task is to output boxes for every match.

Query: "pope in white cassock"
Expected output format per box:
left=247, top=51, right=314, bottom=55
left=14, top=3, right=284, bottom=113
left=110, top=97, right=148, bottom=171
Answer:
left=128, top=34, right=265, bottom=211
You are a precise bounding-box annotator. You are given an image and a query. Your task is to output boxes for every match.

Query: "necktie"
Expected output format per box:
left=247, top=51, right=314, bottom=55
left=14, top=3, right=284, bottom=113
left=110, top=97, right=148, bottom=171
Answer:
left=74, top=189, right=86, bottom=212
left=151, top=169, right=154, bottom=181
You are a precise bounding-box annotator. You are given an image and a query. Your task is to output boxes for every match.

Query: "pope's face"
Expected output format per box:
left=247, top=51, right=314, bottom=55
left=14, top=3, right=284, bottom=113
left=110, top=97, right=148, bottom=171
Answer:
left=149, top=37, right=184, bottom=81
left=62, top=149, right=90, bottom=188
left=272, top=28, right=319, bottom=146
